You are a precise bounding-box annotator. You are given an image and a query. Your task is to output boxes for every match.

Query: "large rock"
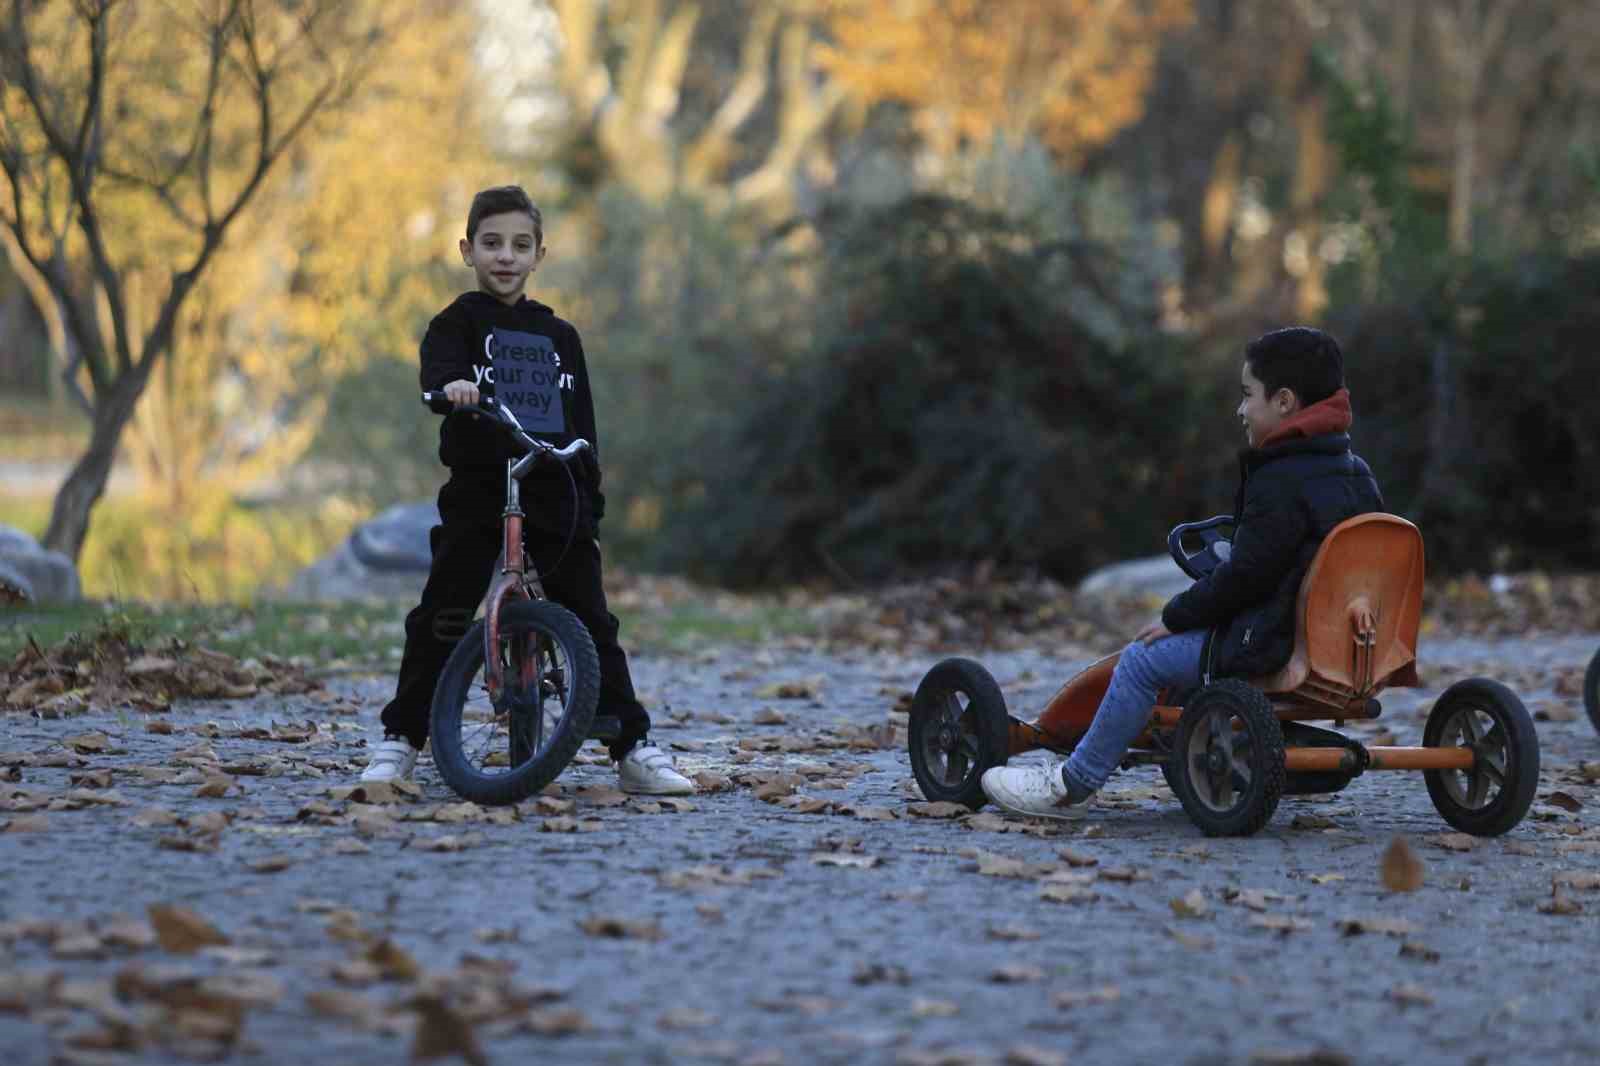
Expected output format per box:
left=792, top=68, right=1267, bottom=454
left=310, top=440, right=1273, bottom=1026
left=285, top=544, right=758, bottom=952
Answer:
left=274, top=502, right=438, bottom=603
left=0, top=524, right=80, bottom=604
left=1077, top=554, right=1192, bottom=602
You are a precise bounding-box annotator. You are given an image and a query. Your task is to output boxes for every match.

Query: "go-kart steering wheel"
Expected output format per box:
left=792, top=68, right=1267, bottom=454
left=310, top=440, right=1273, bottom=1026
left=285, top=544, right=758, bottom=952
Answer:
left=1168, top=515, right=1235, bottom=580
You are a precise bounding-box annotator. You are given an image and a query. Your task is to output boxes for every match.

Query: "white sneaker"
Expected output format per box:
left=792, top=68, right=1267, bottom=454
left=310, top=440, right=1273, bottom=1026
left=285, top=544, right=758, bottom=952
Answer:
left=361, top=738, right=419, bottom=782
left=616, top=744, right=694, bottom=796
left=981, top=763, right=1091, bottom=820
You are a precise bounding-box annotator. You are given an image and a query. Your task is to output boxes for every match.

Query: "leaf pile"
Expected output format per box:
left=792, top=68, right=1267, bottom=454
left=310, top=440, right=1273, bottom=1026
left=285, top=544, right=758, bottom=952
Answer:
left=3, top=624, right=323, bottom=716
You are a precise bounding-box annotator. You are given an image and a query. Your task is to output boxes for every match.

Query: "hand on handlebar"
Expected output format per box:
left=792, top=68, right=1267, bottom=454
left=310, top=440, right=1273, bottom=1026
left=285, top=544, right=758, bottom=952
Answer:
left=443, top=379, right=480, bottom=407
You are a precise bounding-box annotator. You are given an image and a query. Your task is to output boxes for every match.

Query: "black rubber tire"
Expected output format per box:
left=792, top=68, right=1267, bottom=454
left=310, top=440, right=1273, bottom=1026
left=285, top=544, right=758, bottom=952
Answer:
left=1584, top=646, right=1600, bottom=735
left=1423, top=677, right=1540, bottom=836
left=1171, top=680, right=1286, bottom=837
left=430, top=600, right=599, bottom=806
left=908, top=658, right=1010, bottom=810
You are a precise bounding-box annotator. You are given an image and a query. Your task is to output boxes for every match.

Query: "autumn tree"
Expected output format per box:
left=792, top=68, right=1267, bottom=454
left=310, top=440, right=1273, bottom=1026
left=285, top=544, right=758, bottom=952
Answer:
left=541, top=0, right=847, bottom=212
left=817, top=0, right=1191, bottom=162
left=0, top=1, right=393, bottom=560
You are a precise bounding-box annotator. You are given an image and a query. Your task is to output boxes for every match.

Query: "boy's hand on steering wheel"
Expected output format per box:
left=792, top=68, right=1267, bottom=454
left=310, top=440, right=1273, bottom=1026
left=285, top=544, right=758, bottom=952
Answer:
left=443, top=379, right=480, bottom=407
left=1135, top=620, right=1171, bottom=645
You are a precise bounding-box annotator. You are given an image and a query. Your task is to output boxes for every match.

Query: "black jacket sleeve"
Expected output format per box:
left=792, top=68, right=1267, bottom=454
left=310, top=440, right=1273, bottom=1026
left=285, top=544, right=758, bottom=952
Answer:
left=1162, top=471, right=1309, bottom=633
left=419, top=303, right=477, bottom=392
left=564, top=323, right=605, bottom=522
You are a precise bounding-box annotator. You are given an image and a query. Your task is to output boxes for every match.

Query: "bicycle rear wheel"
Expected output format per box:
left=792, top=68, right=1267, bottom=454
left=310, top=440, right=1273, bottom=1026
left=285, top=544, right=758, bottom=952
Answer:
left=430, top=599, right=599, bottom=806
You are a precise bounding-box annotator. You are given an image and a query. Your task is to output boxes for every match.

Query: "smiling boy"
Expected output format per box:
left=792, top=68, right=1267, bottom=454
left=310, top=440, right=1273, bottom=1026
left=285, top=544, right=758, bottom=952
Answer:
left=981, top=327, right=1385, bottom=817
left=361, top=185, right=692, bottom=795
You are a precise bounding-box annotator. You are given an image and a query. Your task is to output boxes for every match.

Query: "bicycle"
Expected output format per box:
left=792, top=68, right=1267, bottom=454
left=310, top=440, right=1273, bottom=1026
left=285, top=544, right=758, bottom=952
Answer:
left=419, top=390, right=608, bottom=806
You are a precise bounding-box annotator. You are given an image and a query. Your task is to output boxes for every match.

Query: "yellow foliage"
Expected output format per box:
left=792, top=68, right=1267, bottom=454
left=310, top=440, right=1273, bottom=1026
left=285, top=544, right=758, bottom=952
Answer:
left=817, top=0, right=1191, bottom=160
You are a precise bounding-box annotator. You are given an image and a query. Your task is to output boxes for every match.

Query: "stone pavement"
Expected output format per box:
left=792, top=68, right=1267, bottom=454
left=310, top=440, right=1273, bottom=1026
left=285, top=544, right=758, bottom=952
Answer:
left=2, top=631, right=1598, bottom=1066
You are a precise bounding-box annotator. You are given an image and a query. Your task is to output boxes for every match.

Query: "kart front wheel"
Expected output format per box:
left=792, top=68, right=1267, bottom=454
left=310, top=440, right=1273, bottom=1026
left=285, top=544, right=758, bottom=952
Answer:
left=908, top=658, right=1010, bottom=810
left=1171, top=680, right=1285, bottom=837
left=1423, top=678, right=1539, bottom=836
left=1584, top=646, right=1600, bottom=735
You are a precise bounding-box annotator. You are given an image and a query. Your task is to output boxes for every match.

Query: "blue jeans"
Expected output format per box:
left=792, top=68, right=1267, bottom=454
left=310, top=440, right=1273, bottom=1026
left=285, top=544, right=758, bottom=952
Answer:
left=1062, top=630, right=1206, bottom=793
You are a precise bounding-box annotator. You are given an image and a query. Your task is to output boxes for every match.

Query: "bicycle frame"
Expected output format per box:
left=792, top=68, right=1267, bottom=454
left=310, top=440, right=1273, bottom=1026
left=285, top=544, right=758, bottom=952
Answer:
left=483, top=454, right=547, bottom=705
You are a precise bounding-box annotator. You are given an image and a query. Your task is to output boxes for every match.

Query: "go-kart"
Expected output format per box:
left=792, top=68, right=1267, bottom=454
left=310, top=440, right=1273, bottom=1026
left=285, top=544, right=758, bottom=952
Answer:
left=908, top=514, right=1541, bottom=837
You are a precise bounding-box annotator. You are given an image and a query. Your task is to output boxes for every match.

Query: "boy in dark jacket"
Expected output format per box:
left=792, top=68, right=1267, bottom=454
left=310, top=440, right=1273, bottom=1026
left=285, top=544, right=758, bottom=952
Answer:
left=982, top=327, right=1384, bottom=817
left=361, top=186, right=692, bottom=795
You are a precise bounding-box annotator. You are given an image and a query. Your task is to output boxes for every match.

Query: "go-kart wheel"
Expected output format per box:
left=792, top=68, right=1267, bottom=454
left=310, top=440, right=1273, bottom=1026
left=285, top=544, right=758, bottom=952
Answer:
left=1423, top=678, right=1539, bottom=836
left=908, top=658, right=1010, bottom=810
left=1172, top=680, right=1285, bottom=837
left=1584, top=646, right=1600, bottom=735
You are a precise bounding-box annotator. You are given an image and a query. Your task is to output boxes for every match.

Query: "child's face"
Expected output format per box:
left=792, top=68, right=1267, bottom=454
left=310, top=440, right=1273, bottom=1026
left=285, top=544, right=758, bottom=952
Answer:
left=1238, top=361, right=1299, bottom=448
left=460, top=210, right=545, bottom=305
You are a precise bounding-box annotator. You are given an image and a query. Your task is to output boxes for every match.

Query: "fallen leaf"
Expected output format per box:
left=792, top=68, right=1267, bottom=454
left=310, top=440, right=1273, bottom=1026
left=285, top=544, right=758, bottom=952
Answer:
left=1098, top=866, right=1149, bottom=883
left=910, top=997, right=959, bottom=1018
left=1308, top=873, right=1346, bottom=886
left=306, top=988, right=379, bottom=1023
left=1538, top=890, right=1583, bottom=916
left=1166, top=926, right=1215, bottom=949
left=1388, top=983, right=1435, bottom=1007
left=411, top=993, right=488, bottom=1066
left=752, top=707, right=788, bottom=725
left=1553, top=871, right=1600, bottom=891
left=989, top=964, right=1045, bottom=984
left=246, top=855, right=293, bottom=874
left=1290, top=813, right=1338, bottom=831
left=577, top=916, right=664, bottom=941
left=1057, top=848, right=1098, bottom=868
left=987, top=926, right=1042, bottom=942
left=519, top=1006, right=591, bottom=1036
left=145, top=720, right=174, bottom=735
left=1039, top=883, right=1097, bottom=905
left=195, top=774, right=236, bottom=798
left=1249, top=915, right=1313, bottom=934
left=1398, top=941, right=1440, bottom=962
left=1429, top=833, right=1478, bottom=853
left=907, top=801, right=971, bottom=819
left=412, top=833, right=485, bottom=853
left=1544, top=791, right=1584, bottom=813
left=1337, top=917, right=1416, bottom=938
left=365, top=939, right=421, bottom=982
left=65, top=731, right=111, bottom=753
left=810, top=851, right=881, bottom=869
left=755, top=677, right=824, bottom=700
left=2, top=814, right=49, bottom=833
left=1380, top=837, right=1425, bottom=893
left=852, top=962, right=911, bottom=986
left=147, top=905, right=229, bottom=954
left=1169, top=890, right=1210, bottom=919
left=1004, top=1046, right=1068, bottom=1066
left=1053, top=985, right=1121, bottom=1009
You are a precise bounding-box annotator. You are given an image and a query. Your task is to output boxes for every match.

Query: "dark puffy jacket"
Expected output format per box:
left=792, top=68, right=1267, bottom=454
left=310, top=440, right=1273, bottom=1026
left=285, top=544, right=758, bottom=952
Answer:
left=1162, top=433, right=1385, bottom=679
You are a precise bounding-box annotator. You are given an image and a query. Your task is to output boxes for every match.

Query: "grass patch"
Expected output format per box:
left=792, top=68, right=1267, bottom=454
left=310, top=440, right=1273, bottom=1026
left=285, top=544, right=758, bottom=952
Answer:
left=3, top=594, right=822, bottom=673
left=2, top=601, right=406, bottom=672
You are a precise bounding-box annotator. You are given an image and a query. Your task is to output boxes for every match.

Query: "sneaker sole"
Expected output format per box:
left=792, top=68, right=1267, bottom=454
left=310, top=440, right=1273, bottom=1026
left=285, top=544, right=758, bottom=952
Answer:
left=985, top=792, right=1083, bottom=821
left=620, top=781, right=695, bottom=796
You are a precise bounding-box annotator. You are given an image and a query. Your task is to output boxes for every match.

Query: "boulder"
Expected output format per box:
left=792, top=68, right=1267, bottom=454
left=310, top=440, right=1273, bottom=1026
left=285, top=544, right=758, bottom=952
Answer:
left=1076, top=554, right=1191, bottom=602
left=0, top=524, right=80, bottom=604
left=274, top=502, right=438, bottom=603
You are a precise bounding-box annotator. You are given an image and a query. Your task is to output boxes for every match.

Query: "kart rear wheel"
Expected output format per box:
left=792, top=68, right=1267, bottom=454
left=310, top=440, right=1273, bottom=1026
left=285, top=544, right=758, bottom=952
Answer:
left=1423, top=678, right=1539, bottom=836
left=908, top=658, right=1009, bottom=810
left=1172, top=680, right=1285, bottom=837
left=1584, top=646, right=1600, bottom=735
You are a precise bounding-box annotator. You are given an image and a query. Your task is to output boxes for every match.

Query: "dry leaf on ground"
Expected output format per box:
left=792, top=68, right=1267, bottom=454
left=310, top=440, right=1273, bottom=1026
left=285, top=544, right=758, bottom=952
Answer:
left=147, top=905, right=228, bottom=954
left=1380, top=837, right=1425, bottom=892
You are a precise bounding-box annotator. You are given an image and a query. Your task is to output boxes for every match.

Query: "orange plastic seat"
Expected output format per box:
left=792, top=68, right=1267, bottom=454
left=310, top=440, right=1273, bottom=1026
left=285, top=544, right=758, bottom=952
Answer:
left=1254, top=513, right=1423, bottom=707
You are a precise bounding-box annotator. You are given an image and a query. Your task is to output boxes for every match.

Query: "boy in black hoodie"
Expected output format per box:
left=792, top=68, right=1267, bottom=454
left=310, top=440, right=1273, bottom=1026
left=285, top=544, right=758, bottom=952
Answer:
left=361, top=186, right=692, bottom=796
left=982, top=327, right=1383, bottom=817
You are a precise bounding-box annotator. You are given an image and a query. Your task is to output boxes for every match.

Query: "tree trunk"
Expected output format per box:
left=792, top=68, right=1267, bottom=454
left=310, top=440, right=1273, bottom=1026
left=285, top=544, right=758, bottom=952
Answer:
left=41, top=357, right=154, bottom=560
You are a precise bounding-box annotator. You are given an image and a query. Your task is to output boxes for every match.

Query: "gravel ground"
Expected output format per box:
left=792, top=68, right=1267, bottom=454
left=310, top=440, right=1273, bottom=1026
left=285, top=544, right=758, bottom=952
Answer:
left=2, top=629, right=1598, bottom=1066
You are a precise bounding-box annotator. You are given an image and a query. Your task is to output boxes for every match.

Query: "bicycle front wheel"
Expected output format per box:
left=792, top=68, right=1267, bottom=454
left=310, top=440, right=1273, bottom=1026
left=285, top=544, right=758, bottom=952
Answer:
left=430, top=599, right=599, bottom=806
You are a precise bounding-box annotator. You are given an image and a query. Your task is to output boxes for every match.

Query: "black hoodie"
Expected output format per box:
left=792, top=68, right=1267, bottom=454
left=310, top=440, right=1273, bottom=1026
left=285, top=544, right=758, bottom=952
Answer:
left=420, top=291, right=603, bottom=522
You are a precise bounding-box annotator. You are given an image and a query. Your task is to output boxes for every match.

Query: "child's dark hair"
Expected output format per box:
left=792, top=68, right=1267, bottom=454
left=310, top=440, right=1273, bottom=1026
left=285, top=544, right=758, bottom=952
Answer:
left=466, top=185, right=543, bottom=245
left=1244, top=327, right=1344, bottom=406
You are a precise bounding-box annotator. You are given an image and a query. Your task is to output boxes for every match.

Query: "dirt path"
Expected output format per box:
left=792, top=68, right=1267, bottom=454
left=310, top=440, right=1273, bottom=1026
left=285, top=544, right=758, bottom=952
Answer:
left=2, top=630, right=1598, bottom=1065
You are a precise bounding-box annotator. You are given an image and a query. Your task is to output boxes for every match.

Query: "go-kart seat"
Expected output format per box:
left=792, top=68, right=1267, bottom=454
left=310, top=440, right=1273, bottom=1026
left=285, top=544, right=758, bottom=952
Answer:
left=1253, top=513, right=1424, bottom=704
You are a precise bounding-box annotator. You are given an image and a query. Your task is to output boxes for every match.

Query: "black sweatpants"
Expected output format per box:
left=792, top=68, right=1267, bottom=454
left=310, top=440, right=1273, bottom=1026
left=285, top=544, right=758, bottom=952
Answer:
left=379, top=474, right=650, bottom=759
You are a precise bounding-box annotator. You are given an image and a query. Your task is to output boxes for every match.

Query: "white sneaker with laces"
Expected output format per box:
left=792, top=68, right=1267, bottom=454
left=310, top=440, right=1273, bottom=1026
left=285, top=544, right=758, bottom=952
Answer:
left=616, top=744, right=694, bottom=796
left=981, top=762, right=1091, bottom=820
left=361, top=738, right=419, bottom=782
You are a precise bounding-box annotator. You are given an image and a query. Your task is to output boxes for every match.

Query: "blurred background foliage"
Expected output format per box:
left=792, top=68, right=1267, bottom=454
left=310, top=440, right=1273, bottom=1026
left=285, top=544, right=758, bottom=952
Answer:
left=3, top=0, right=1598, bottom=601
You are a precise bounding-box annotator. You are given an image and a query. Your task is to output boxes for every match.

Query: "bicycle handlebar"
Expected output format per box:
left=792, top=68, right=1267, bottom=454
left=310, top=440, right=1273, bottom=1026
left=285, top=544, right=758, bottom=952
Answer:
left=420, top=391, right=591, bottom=463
